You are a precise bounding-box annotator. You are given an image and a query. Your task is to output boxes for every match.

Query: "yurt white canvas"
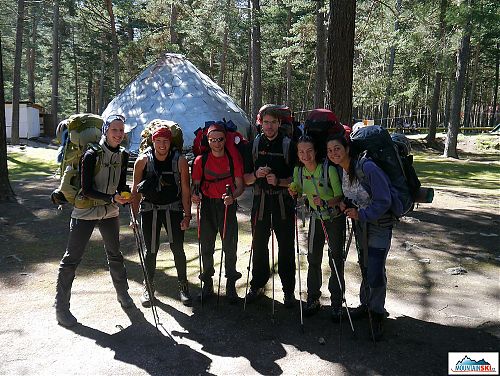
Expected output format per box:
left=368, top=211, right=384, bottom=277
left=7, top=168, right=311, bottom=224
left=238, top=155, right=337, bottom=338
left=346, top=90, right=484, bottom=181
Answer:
left=102, top=53, right=251, bottom=151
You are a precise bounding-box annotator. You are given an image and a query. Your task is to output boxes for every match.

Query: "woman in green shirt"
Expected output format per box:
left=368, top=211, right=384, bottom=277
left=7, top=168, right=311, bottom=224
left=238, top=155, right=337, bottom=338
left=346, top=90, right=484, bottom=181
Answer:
left=289, top=135, right=346, bottom=319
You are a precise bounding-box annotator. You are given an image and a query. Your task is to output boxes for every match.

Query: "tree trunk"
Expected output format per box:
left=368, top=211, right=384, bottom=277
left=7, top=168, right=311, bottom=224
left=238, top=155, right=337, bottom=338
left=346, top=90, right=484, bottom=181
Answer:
left=86, top=75, right=92, bottom=113
left=241, top=67, right=248, bottom=111
left=426, top=70, right=443, bottom=142
left=218, top=0, right=231, bottom=90
left=11, top=0, right=26, bottom=145
left=314, top=0, right=326, bottom=108
left=490, top=43, right=499, bottom=126
left=0, top=33, right=15, bottom=201
left=444, top=15, right=472, bottom=158
left=72, top=26, right=79, bottom=113
left=463, top=44, right=480, bottom=129
left=285, top=7, right=292, bottom=106
left=326, top=0, right=356, bottom=125
left=381, top=0, right=401, bottom=128
left=99, top=49, right=106, bottom=113
left=170, top=3, right=179, bottom=45
left=251, top=0, right=262, bottom=128
left=105, top=0, right=120, bottom=95
left=27, top=3, right=39, bottom=104
left=50, top=0, right=60, bottom=138
left=427, top=0, right=448, bottom=142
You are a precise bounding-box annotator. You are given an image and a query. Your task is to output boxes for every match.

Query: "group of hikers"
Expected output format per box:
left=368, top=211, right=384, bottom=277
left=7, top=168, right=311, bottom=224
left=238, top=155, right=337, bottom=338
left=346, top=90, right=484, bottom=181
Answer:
left=54, top=105, right=401, bottom=342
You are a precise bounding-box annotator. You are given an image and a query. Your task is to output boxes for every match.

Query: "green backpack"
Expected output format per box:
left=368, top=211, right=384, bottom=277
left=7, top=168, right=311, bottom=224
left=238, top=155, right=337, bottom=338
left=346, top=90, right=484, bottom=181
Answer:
left=51, top=113, right=105, bottom=206
left=139, top=119, right=184, bottom=153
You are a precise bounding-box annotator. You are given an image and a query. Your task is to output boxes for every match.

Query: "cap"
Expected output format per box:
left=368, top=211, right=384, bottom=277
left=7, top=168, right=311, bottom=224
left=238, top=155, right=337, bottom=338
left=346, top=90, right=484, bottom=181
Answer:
left=152, top=127, right=172, bottom=141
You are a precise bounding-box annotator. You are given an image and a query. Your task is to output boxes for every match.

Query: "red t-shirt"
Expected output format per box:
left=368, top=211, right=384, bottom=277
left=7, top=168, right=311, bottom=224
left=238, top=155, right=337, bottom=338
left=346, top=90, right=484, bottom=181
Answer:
left=192, top=152, right=243, bottom=199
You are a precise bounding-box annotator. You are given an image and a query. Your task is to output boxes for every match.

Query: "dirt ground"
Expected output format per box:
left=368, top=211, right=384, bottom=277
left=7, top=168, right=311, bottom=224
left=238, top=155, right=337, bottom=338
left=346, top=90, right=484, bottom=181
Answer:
left=0, top=137, right=499, bottom=375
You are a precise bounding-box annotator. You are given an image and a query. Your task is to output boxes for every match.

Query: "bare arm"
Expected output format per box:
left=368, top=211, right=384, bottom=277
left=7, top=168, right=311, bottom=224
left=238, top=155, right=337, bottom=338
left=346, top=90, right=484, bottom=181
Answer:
left=131, top=155, right=147, bottom=218
left=179, top=156, right=192, bottom=230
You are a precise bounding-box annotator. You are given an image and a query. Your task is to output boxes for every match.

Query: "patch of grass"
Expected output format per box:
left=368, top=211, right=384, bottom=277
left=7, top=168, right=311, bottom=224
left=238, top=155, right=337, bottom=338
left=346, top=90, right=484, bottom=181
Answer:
left=475, top=135, right=500, bottom=151
left=7, top=150, right=58, bottom=181
left=413, top=153, right=500, bottom=190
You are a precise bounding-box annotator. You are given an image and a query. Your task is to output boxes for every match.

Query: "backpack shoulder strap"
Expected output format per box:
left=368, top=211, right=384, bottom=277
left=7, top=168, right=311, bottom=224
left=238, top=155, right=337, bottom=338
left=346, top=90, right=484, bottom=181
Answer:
left=225, top=148, right=235, bottom=185
left=144, top=147, right=156, bottom=174
left=282, top=136, right=291, bottom=166
left=298, top=166, right=303, bottom=191
left=322, top=159, right=330, bottom=189
left=172, top=150, right=181, bottom=195
left=200, top=151, right=209, bottom=186
left=252, top=134, right=261, bottom=165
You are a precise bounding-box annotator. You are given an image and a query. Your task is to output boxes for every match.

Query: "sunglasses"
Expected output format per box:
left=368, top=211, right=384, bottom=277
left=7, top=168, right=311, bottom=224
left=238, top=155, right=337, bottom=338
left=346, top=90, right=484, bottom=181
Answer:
left=208, top=137, right=225, bottom=143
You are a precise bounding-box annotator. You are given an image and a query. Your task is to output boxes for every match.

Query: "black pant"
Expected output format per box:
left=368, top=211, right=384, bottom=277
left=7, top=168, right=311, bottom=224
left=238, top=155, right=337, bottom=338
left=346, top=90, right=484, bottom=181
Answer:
left=141, top=209, right=187, bottom=283
left=250, top=194, right=295, bottom=294
left=307, top=215, right=346, bottom=308
left=55, top=216, right=129, bottom=310
left=199, top=198, right=240, bottom=282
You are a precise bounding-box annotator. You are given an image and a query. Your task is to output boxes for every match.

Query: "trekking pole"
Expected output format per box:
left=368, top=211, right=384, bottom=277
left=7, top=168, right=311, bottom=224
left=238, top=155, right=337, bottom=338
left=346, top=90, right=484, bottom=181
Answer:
left=130, top=206, right=160, bottom=330
left=271, top=213, right=276, bottom=319
left=310, top=177, right=354, bottom=334
left=294, top=198, right=304, bottom=333
left=244, top=205, right=259, bottom=311
left=217, top=184, right=231, bottom=307
left=314, top=207, right=355, bottom=333
left=195, top=185, right=203, bottom=308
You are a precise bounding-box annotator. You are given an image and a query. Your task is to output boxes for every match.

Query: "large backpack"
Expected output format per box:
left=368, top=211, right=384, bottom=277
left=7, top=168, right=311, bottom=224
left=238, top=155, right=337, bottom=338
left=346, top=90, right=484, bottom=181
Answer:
left=256, top=104, right=299, bottom=140
left=350, top=125, right=433, bottom=217
left=304, top=109, right=347, bottom=159
left=137, top=119, right=184, bottom=196
left=192, top=119, right=247, bottom=185
left=192, top=119, right=248, bottom=160
left=139, top=119, right=183, bottom=153
left=50, top=113, right=104, bottom=206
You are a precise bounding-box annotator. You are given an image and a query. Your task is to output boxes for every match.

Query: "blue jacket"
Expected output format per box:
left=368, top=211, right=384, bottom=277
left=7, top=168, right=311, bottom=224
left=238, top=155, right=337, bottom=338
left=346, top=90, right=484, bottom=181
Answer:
left=355, top=159, right=403, bottom=222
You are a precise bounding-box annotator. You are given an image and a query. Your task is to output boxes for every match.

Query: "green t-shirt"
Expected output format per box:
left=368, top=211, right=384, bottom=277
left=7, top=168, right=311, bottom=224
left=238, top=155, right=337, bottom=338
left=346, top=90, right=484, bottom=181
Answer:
left=292, top=162, right=343, bottom=219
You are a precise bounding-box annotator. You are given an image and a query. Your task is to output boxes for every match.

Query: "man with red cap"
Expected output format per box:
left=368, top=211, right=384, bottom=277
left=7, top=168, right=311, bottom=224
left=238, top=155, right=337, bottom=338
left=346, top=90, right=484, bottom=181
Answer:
left=191, top=122, right=244, bottom=304
left=131, top=124, right=193, bottom=307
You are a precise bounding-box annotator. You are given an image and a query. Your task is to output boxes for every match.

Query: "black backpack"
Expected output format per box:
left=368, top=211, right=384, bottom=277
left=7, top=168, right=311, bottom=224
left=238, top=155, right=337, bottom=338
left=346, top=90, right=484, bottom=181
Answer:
left=350, top=125, right=432, bottom=216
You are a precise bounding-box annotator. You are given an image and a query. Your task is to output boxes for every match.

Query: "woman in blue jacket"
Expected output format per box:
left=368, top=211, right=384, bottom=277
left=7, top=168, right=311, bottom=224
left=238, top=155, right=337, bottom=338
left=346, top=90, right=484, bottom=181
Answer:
left=327, top=133, right=402, bottom=341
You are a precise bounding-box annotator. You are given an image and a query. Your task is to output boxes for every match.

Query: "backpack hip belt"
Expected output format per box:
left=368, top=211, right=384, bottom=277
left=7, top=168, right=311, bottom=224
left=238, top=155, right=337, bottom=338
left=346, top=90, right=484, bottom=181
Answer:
left=255, top=187, right=287, bottom=221
left=140, top=200, right=183, bottom=250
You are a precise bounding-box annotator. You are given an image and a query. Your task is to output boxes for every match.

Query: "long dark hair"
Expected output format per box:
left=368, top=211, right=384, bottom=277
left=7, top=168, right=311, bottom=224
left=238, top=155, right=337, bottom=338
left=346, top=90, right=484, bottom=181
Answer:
left=296, top=135, right=321, bottom=167
left=326, top=134, right=360, bottom=184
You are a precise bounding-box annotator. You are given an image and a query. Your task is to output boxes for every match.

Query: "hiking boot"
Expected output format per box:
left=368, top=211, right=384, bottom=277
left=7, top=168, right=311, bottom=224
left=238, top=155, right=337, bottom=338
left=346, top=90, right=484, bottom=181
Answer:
left=197, top=279, right=214, bottom=301
left=283, top=292, right=296, bottom=309
left=226, top=279, right=239, bottom=305
left=350, top=304, right=368, bottom=320
left=56, top=308, right=77, bottom=327
left=179, top=281, right=192, bottom=306
left=140, top=285, right=155, bottom=308
left=370, top=311, right=385, bottom=341
left=117, top=291, right=134, bottom=308
left=245, top=287, right=264, bottom=304
left=331, top=307, right=343, bottom=322
left=304, top=298, right=320, bottom=317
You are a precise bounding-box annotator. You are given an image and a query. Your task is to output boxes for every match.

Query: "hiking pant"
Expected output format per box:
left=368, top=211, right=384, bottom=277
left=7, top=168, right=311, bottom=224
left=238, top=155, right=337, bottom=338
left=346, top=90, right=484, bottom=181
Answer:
left=354, top=221, right=392, bottom=315
left=307, top=215, right=346, bottom=309
left=250, top=193, right=295, bottom=295
left=199, top=198, right=241, bottom=282
left=141, top=209, right=187, bottom=284
left=55, top=216, right=129, bottom=310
